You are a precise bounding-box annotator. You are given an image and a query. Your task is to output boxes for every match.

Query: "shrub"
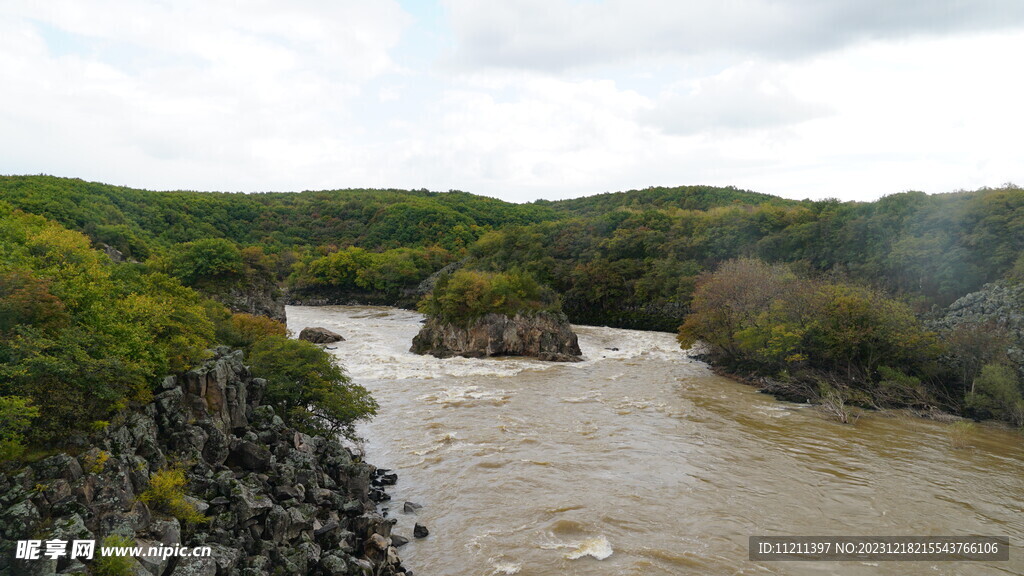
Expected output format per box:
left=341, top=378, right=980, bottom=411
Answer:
left=168, top=238, right=244, bottom=286
left=678, top=258, right=941, bottom=406
left=228, top=313, right=288, bottom=349
left=948, top=420, right=975, bottom=449
left=83, top=450, right=111, bottom=474
left=91, top=534, right=136, bottom=576
left=966, top=363, right=1024, bottom=426
left=0, top=395, right=39, bottom=461
left=139, top=466, right=207, bottom=524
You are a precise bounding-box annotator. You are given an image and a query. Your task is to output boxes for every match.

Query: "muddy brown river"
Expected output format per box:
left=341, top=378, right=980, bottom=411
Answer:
left=288, top=306, right=1023, bottom=576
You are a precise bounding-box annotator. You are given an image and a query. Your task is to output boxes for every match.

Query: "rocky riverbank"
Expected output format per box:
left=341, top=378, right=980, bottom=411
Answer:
left=410, top=311, right=582, bottom=362
left=929, top=280, right=1024, bottom=378
left=0, top=349, right=408, bottom=576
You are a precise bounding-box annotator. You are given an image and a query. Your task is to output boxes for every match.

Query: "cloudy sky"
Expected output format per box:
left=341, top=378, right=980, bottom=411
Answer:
left=1, top=1, right=1022, bottom=203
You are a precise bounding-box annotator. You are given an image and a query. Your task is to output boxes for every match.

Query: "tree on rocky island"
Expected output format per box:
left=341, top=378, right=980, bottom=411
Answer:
left=417, top=269, right=558, bottom=325
left=412, top=269, right=582, bottom=361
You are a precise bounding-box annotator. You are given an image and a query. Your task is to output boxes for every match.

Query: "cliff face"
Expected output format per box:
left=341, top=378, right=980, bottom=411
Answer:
left=0, top=349, right=405, bottom=576
left=410, top=311, right=583, bottom=362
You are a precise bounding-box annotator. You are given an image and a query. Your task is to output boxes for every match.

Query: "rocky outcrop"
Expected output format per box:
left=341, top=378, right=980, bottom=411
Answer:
left=216, top=281, right=288, bottom=324
left=299, top=327, right=345, bottom=344
left=929, top=280, right=1024, bottom=376
left=0, top=349, right=407, bottom=576
left=410, top=311, right=582, bottom=362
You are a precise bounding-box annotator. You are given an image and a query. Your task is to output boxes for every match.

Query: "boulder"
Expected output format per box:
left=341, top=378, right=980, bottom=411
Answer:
left=299, top=327, right=345, bottom=344
left=411, top=311, right=582, bottom=362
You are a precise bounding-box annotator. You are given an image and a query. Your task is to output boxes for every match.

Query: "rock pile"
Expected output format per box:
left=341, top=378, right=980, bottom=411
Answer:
left=930, top=280, right=1024, bottom=376
left=0, top=348, right=407, bottom=576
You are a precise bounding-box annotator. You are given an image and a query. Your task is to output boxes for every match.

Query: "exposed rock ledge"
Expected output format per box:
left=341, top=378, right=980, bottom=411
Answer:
left=0, top=348, right=407, bottom=576
left=410, top=311, right=583, bottom=362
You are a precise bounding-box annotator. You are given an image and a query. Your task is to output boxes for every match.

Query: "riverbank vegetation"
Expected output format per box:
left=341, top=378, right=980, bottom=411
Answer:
left=0, top=200, right=377, bottom=462
left=677, top=258, right=941, bottom=414
left=1, top=175, right=1023, bottom=428
left=678, top=258, right=1024, bottom=424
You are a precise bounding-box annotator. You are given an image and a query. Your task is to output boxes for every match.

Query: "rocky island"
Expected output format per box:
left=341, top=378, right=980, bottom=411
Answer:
left=409, top=269, right=582, bottom=362
left=411, top=310, right=582, bottom=361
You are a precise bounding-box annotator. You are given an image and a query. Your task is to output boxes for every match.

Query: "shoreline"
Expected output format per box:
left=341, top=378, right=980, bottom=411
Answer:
left=705, top=364, right=971, bottom=425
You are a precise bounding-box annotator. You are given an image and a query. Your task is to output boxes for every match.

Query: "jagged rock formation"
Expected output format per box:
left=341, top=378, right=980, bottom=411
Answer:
left=930, top=280, right=1024, bottom=375
left=299, top=327, right=345, bottom=344
left=100, top=243, right=126, bottom=263
left=0, top=349, right=406, bottom=576
left=936, top=281, right=1024, bottom=337
left=410, top=311, right=583, bottom=362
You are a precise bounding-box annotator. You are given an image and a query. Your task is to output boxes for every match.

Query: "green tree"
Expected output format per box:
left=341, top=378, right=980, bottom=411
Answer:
left=169, top=238, right=244, bottom=286
left=248, top=336, right=377, bottom=438
left=966, top=363, right=1024, bottom=425
left=0, top=207, right=216, bottom=445
left=0, top=396, right=39, bottom=461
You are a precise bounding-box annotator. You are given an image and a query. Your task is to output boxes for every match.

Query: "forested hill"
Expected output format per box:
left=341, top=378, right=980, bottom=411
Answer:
left=0, top=176, right=556, bottom=254
left=1, top=175, right=1023, bottom=331
left=536, top=184, right=797, bottom=215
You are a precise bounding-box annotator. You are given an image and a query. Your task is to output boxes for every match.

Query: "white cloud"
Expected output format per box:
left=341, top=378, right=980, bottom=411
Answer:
left=0, top=1, right=1021, bottom=202
left=442, top=0, right=1024, bottom=71
left=0, top=1, right=410, bottom=190
left=639, top=61, right=832, bottom=135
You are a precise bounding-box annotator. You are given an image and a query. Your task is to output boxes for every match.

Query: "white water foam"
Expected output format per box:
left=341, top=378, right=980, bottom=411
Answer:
left=291, top=304, right=696, bottom=382
left=565, top=536, right=614, bottom=560
left=417, top=385, right=512, bottom=407
left=540, top=534, right=615, bottom=561
left=488, top=558, right=522, bottom=574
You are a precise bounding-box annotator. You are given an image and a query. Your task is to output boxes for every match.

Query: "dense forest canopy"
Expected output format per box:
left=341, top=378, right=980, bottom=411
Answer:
left=2, top=175, right=1023, bottom=429
left=4, top=176, right=1022, bottom=322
